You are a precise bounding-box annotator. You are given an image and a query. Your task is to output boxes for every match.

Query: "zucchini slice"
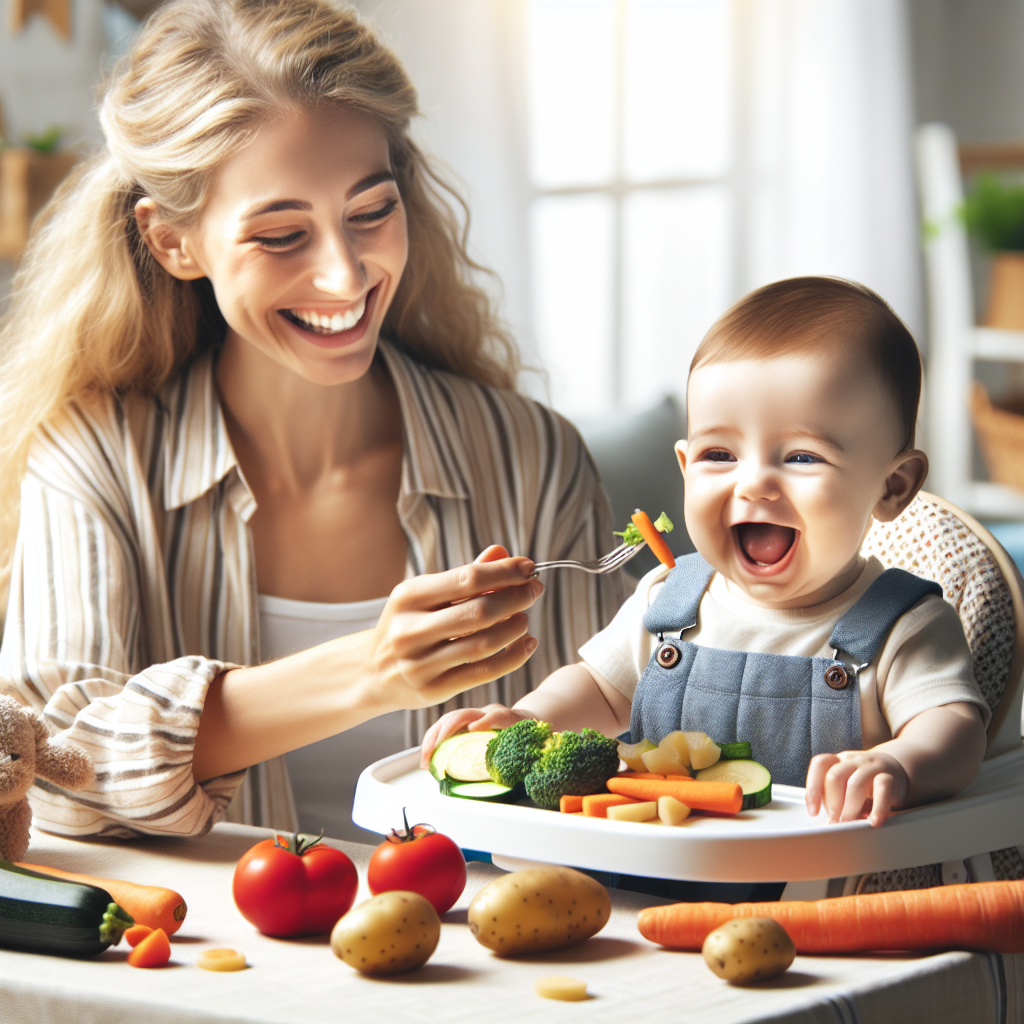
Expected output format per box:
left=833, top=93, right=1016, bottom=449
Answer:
left=0, top=861, right=133, bottom=957
left=429, top=730, right=496, bottom=782
left=695, top=759, right=772, bottom=809
left=440, top=778, right=516, bottom=803
left=718, top=741, right=753, bottom=760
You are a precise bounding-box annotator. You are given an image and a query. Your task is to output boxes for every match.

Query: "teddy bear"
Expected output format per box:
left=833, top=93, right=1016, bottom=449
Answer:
left=0, top=694, right=94, bottom=862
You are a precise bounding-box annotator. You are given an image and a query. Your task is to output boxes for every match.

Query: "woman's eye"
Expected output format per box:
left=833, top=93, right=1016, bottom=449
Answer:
left=701, top=449, right=735, bottom=463
left=252, top=231, right=305, bottom=249
left=785, top=452, right=821, bottom=465
left=350, top=198, right=399, bottom=224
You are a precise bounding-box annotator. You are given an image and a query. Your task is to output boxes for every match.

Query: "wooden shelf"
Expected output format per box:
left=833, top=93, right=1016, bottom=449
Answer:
left=972, top=327, right=1024, bottom=363
left=965, top=482, right=1024, bottom=521
left=0, top=148, right=77, bottom=260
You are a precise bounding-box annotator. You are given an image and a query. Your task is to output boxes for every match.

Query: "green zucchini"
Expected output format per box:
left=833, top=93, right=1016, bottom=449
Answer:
left=696, top=759, right=773, bottom=810
left=718, top=741, right=753, bottom=760
left=428, top=730, right=496, bottom=782
left=0, top=860, right=133, bottom=957
left=439, top=777, right=516, bottom=802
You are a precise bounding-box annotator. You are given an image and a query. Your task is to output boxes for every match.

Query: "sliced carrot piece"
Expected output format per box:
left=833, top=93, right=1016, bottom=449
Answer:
left=124, top=924, right=154, bottom=948
left=559, top=795, right=584, bottom=813
left=632, top=510, right=676, bottom=569
left=127, top=927, right=171, bottom=968
left=582, top=793, right=639, bottom=818
left=607, top=777, right=742, bottom=815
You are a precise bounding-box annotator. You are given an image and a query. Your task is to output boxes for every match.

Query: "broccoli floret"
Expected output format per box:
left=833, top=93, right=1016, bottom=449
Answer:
left=614, top=522, right=644, bottom=546
left=524, top=728, right=620, bottom=810
left=485, top=718, right=553, bottom=788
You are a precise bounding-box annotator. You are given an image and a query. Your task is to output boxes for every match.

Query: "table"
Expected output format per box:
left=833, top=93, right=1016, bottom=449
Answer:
left=0, top=823, right=1019, bottom=1024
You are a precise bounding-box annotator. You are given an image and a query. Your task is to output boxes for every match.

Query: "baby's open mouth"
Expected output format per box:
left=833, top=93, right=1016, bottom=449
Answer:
left=735, top=522, right=797, bottom=567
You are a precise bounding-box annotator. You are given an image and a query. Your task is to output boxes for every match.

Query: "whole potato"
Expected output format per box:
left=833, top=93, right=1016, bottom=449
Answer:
left=330, top=891, right=440, bottom=976
left=468, top=867, right=610, bottom=956
left=702, top=917, right=796, bottom=984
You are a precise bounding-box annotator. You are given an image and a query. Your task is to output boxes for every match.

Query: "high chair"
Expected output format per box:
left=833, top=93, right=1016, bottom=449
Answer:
left=847, top=489, right=1024, bottom=891
left=353, top=490, right=1024, bottom=891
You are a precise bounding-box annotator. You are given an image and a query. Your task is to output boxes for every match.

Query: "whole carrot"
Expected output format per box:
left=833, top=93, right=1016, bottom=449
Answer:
left=18, top=863, right=187, bottom=935
left=632, top=510, right=676, bottom=569
left=607, top=777, right=741, bottom=815
left=637, top=881, right=1024, bottom=954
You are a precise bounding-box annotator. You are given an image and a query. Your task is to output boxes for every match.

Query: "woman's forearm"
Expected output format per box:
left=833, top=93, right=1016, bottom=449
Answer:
left=193, top=557, right=543, bottom=780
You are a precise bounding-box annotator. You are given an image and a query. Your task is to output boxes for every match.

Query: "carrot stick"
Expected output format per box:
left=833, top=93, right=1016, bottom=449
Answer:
left=582, top=793, right=639, bottom=818
left=127, top=927, right=171, bottom=968
left=559, top=795, right=584, bottom=813
left=632, top=510, right=675, bottom=569
left=637, top=881, right=1024, bottom=954
left=607, top=777, right=741, bottom=814
left=18, top=862, right=187, bottom=935
left=616, top=771, right=666, bottom=780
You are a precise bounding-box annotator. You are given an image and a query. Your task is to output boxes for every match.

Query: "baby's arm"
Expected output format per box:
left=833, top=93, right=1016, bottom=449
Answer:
left=419, top=663, right=631, bottom=768
left=805, top=701, right=986, bottom=827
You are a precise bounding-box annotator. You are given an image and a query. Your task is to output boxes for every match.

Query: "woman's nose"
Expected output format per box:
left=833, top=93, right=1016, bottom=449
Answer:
left=311, top=233, right=366, bottom=296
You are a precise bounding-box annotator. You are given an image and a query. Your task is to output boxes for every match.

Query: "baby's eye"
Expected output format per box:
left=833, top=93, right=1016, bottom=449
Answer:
left=700, top=449, right=736, bottom=463
left=785, top=452, right=822, bottom=465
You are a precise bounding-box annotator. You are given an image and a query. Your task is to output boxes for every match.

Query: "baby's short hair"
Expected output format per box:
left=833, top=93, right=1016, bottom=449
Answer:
left=690, top=277, right=922, bottom=451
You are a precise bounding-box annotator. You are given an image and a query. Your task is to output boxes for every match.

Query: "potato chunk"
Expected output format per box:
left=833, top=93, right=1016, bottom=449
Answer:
left=331, top=891, right=440, bottom=976
left=702, top=917, right=795, bottom=984
left=534, top=976, right=589, bottom=1001
left=468, top=867, right=610, bottom=956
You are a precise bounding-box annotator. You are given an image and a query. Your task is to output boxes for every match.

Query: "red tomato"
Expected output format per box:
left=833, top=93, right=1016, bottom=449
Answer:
left=368, top=810, right=466, bottom=915
left=232, top=832, right=358, bottom=937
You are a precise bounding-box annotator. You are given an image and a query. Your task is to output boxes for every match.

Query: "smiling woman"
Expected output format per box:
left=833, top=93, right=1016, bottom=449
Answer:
left=0, top=0, right=626, bottom=838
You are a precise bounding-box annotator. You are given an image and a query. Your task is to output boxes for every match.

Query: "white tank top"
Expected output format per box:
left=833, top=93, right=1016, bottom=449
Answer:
left=257, top=593, right=389, bottom=661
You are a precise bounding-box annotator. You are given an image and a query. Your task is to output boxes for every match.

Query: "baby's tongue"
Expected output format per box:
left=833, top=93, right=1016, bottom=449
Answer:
left=736, top=523, right=796, bottom=565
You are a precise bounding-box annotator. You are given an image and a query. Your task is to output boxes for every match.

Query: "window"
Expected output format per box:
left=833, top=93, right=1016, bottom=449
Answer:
left=527, top=0, right=734, bottom=418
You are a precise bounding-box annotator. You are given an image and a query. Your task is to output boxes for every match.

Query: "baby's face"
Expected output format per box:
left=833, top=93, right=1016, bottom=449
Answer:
left=679, top=350, right=914, bottom=609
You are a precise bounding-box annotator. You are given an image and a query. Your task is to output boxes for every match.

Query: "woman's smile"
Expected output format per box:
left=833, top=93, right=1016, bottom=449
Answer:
left=278, top=284, right=378, bottom=347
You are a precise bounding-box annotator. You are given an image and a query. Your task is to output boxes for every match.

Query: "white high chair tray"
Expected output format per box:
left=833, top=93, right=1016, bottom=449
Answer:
left=352, top=746, right=1024, bottom=883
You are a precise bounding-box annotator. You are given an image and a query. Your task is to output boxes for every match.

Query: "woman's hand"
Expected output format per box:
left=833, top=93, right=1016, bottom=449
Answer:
left=369, top=544, right=543, bottom=716
left=805, top=750, right=909, bottom=828
left=419, top=703, right=534, bottom=769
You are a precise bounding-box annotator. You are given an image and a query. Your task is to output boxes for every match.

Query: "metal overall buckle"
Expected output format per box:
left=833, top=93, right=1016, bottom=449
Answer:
left=825, top=649, right=869, bottom=690
left=655, top=632, right=681, bottom=669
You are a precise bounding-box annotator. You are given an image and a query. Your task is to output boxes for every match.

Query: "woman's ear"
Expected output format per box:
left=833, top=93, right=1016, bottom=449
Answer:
left=873, top=449, right=928, bottom=523
left=674, top=439, right=689, bottom=476
left=135, top=198, right=206, bottom=281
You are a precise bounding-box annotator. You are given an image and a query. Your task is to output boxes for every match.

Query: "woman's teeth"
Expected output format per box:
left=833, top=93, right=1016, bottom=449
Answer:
left=286, top=297, right=366, bottom=335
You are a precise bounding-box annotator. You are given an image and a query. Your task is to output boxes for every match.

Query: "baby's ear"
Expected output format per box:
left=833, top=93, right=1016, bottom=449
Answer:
left=873, top=449, right=928, bottom=523
left=674, top=440, right=688, bottom=475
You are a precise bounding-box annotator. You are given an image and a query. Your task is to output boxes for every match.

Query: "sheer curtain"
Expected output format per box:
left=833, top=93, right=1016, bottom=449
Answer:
left=736, top=0, right=923, bottom=340
left=359, top=0, right=923, bottom=413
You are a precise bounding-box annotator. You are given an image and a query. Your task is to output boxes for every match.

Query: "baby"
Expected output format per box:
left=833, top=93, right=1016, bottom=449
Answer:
left=422, top=277, right=990, bottom=827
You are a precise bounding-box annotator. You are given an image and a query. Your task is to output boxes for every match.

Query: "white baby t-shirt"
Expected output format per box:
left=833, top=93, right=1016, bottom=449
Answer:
left=579, top=556, right=991, bottom=749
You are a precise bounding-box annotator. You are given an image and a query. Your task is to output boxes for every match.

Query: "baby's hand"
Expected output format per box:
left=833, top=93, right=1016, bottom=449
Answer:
left=805, top=750, right=909, bottom=828
left=419, top=704, right=534, bottom=769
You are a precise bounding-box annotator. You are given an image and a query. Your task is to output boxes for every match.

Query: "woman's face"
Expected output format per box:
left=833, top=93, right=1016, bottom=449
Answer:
left=146, top=104, right=408, bottom=387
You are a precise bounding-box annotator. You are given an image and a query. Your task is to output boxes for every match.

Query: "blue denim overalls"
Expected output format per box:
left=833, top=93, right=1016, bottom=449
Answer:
left=629, top=553, right=943, bottom=787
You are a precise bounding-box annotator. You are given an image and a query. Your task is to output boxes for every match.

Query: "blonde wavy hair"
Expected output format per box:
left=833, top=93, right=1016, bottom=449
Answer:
left=0, top=0, right=520, bottom=589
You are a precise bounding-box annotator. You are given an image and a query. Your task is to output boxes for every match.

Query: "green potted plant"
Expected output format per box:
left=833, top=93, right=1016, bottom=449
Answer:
left=961, top=172, right=1024, bottom=331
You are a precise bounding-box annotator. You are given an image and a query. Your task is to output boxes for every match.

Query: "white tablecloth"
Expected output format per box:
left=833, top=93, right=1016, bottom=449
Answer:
left=0, top=823, right=1019, bottom=1024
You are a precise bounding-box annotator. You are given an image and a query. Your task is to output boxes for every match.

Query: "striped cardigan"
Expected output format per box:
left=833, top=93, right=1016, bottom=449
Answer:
left=0, top=341, right=627, bottom=838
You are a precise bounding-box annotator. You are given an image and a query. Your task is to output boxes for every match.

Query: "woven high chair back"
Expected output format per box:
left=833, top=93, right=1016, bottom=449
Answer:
left=854, top=490, right=1024, bottom=889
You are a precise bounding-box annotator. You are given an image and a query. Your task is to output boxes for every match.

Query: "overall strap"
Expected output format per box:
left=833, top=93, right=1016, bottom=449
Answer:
left=642, top=553, right=716, bottom=635
left=828, top=567, right=943, bottom=665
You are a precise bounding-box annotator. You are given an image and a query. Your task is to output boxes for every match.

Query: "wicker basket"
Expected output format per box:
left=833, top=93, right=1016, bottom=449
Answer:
left=970, top=381, right=1024, bottom=492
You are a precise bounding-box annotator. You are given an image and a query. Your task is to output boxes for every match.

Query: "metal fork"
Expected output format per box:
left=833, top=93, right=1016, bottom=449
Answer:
left=532, top=541, right=647, bottom=574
